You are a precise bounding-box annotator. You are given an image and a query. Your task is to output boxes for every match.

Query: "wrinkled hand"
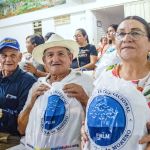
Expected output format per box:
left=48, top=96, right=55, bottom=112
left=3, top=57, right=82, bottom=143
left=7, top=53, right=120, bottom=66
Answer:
left=24, top=63, right=37, bottom=74
left=63, top=83, right=89, bottom=106
left=139, top=122, right=150, bottom=150
left=31, top=84, right=50, bottom=105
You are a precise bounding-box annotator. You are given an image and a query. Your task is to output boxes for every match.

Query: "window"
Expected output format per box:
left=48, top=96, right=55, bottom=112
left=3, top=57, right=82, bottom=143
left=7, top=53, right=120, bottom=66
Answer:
left=33, top=20, right=42, bottom=35
left=54, top=15, right=70, bottom=26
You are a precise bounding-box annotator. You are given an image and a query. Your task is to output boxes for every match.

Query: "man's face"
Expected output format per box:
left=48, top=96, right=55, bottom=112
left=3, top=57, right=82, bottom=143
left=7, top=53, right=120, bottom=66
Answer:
left=0, top=47, right=22, bottom=75
left=43, top=46, right=73, bottom=75
left=26, top=37, right=35, bottom=54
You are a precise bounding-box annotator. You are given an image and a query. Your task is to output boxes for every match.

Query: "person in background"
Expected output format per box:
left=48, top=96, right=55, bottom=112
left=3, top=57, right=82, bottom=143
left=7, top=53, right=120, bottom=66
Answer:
left=72, top=28, right=97, bottom=70
left=20, top=34, right=48, bottom=78
left=0, top=37, right=36, bottom=149
left=15, top=34, right=93, bottom=150
left=81, top=16, right=150, bottom=150
left=96, top=36, right=108, bottom=59
left=95, top=24, right=120, bottom=79
left=106, top=24, right=118, bottom=53
left=44, top=32, right=55, bottom=41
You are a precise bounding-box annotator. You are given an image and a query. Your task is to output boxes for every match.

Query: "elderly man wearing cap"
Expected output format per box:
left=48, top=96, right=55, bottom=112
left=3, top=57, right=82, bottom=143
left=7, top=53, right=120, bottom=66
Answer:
left=17, top=34, right=93, bottom=150
left=0, top=38, right=36, bottom=149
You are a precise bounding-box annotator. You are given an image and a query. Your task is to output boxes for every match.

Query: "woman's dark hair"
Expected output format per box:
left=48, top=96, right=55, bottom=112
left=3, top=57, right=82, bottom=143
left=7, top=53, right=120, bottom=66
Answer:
left=76, top=28, right=89, bottom=43
left=122, top=16, right=150, bottom=41
left=26, top=34, right=45, bottom=46
left=108, top=24, right=118, bottom=32
left=107, top=24, right=118, bottom=44
left=44, top=32, right=55, bottom=41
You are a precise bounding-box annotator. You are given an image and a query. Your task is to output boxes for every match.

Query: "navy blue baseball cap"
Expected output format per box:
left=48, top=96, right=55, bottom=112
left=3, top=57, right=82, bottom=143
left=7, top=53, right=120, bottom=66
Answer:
left=0, top=37, right=20, bottom=51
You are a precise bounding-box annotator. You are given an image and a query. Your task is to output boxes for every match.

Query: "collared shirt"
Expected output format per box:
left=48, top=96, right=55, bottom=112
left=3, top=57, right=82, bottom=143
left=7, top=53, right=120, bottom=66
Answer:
left=0, top=66, right=36, bottom=135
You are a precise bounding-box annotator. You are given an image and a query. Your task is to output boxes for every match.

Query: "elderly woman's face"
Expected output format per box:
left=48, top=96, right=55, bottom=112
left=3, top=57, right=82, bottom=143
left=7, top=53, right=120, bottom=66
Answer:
left=43, top=46, right=73, bottom=75
left=115, top=19, right=150, bottom=61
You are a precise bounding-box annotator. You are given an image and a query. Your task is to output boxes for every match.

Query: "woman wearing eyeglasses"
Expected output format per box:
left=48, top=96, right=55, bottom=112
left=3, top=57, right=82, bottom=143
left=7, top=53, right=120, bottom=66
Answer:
left=82, top=16, right=150, bottom=150
left=71, top=28, right=98, bottom=70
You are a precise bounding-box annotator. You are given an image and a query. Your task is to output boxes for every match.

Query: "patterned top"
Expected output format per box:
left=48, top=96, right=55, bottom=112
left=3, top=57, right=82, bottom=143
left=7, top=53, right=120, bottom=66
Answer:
left=87, top=64, right=150, bottom=150
left=109, top=64, right=150, bottom=107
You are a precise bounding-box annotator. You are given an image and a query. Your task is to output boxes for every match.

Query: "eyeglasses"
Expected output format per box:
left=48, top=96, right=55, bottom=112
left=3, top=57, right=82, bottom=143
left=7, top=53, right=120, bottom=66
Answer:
left=73, top=35, right=82, bottom=39
left=115, top=30, right=147, bottom=41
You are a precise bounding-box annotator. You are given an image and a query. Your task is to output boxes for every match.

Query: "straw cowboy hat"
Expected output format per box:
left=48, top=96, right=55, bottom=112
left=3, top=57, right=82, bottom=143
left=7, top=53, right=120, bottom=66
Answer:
left=32, top=34, right=79, bottom=64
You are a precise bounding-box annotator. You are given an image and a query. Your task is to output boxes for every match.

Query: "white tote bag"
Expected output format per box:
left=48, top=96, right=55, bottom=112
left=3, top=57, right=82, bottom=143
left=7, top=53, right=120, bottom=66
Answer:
left=84, top=72, right=150, bottom=150
left=25, top=82, right=84, bottom=150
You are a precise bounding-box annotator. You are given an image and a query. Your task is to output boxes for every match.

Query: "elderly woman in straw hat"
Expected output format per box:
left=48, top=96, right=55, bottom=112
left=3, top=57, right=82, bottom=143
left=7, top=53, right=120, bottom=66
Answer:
left=16, top=34, right=93, bottom=150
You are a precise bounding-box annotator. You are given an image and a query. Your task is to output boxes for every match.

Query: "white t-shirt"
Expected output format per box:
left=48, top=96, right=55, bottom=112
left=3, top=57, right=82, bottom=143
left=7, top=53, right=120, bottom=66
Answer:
left=95, top=50, right=120, bottom=79
left=85, top=69, right=150, bottom=150
left=23, top=70, right=93, bottom=150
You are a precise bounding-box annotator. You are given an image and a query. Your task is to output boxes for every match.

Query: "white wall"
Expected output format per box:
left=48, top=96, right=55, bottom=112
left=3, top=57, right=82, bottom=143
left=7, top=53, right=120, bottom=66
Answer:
left=85, top=10, right=97, bottom=45
left=66, top=0, right=82, bottom=4
left=35, top=11, right=94, bottom=42
left=0, top=3, right=95, bottom=52
left=54, top=12, right=86, bottom=39
left=66, top=0, right=96, bottom=4
left=42, top=18, right=55, bottom=38
left=0, top=11, right=91, bottom=52
left=0, top=23, right=33, bottom=52
left=124, top=0, right=150, bottom=22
